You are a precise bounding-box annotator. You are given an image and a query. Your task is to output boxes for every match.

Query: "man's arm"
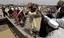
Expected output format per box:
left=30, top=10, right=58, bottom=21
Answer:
left=44, top=15, right=59, bottom=29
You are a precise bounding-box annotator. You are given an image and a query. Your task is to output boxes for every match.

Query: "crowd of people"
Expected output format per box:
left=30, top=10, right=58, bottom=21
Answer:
left=0, top=1, right=64, bottom=38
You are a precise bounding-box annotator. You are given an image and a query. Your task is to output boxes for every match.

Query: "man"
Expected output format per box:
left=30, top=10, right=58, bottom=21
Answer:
left=2, top=6, right=7, bottom=17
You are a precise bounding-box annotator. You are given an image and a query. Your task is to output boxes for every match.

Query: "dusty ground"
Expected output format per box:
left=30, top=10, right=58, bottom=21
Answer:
left=0, top=24, right=16, bottom=38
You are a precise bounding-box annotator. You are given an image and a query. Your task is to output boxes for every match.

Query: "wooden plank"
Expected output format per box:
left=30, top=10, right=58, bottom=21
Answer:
left=6, top=16, right=33, bottom=38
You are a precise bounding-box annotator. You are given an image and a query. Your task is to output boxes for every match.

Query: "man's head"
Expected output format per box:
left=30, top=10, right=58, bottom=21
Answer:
left=27, top=3, right=38, bottom=12
left=57, top=1, right=64, bottom=7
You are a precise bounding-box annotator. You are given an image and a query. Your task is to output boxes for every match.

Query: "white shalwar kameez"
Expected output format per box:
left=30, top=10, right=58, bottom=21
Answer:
left=46, top=17, right=64, bottom=38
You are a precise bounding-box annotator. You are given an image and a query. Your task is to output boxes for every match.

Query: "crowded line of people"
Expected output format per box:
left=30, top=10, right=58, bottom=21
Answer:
left=6, top=7, right=24, bottom=25
left=0, top=3, right=42, bottom=38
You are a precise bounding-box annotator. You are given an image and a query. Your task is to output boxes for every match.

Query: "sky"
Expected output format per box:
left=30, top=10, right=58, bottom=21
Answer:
left=0, top=0, right=59, bottom=5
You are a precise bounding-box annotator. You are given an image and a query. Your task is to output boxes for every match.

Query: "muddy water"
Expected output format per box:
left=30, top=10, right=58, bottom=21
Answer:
left=0, top=24, right=16, bottom=38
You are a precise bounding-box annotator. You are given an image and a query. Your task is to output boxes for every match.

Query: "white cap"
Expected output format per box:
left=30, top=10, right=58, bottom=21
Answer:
left=5, top=8, right=9, bottom=12
left=18, top=7, right=23, bottom=10
left=18, top=7, right=22, bottom=10
left=11, top=7, right=14, bottom=10
left=15, top=7, right=18, bottom=10
left=21, top=7, right=23, bottom=9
